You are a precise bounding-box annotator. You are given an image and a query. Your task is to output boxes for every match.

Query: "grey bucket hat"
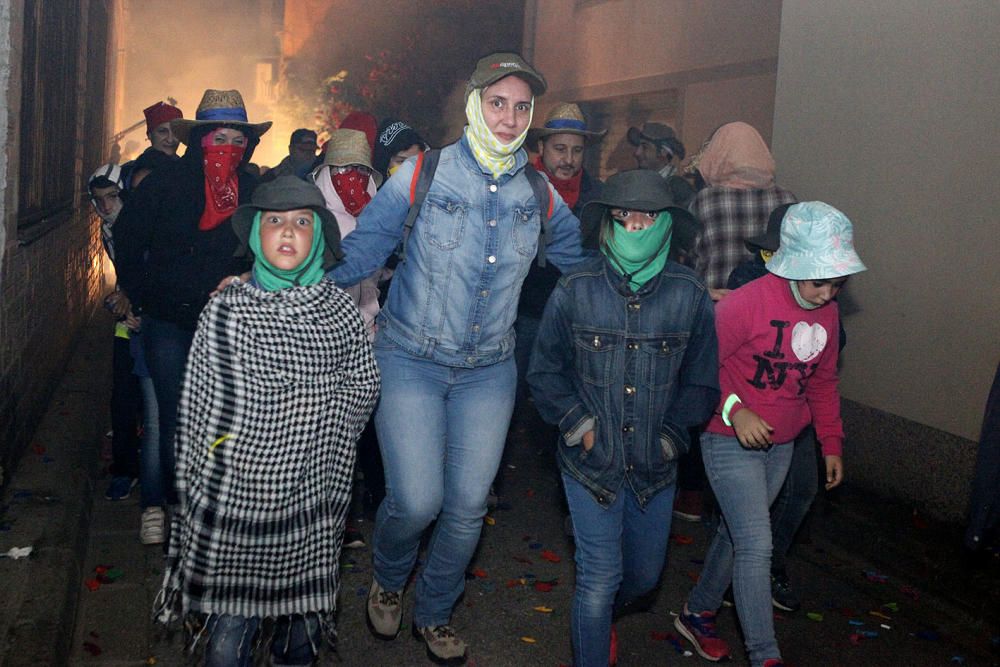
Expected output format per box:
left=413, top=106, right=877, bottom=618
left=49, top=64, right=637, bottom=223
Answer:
left=579, top=169, right=698, bottom=249
left=231, top=176, right=344, bottom=269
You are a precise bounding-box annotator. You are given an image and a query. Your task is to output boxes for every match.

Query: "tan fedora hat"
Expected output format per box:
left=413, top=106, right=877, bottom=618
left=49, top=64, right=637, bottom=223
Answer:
left=171, top=89, right=272, bottom=145
left=319, top=128, right=383, bottom=187
left=533, top=102, right=607, bottom=142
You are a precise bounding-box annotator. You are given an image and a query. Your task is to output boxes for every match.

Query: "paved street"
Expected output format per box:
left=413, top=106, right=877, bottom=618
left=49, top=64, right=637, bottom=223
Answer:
left=1, top=312, right=997, bottom=666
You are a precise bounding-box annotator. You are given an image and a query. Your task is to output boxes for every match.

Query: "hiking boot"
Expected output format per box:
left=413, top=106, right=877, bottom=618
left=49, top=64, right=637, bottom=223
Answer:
left=674, top=605, right=731, bottom=662
left=366, top=578, right=403, bottom=640
left=412, top=623, right=468, bottom=665
left=105, top=476, right=137, bottom=501
left=771, top=572, right=801, bottom=612
left=140, top=507, right=165, bottom=545
left=672, top=490, right=704, bottom=522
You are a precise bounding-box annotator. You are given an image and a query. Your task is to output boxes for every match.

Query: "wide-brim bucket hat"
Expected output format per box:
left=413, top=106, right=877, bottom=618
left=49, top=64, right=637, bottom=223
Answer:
left=579, top=169, right=697, bottom=249
left=318, top=128, right=383, bottom=187
left=172, top=89, right=272, bottom=145
left=231, top=176, right=343, bottom=270
left=766, top=201, right=866, bottom=280
left=532, top=102, right=607, bottom=141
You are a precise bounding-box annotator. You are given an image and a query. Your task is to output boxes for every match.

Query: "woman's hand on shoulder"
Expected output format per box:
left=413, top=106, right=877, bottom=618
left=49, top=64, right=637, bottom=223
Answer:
left=212, top=272, right=251, bottom=297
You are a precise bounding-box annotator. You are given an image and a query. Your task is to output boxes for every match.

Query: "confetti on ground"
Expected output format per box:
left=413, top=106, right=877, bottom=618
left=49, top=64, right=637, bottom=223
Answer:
left=861, top=630, right=879, bottom=638
left=471, top=568, right=488, bottom=579
left=534, top=581, right=555, bottom=592
left=950, top=656, right=965, bottom=664
left=540, top=550, right=561, bottom=563
left=506, top=579, right=524, bottom=588
left=520, top=636, right=536, bottom=644
left=806, top=612, right=823, bottom=622
left=84, top=579, right=101, bottom=592
left=863, top=569, right=888, bottom=583
left=146, top=658, right=158, bottom=665
left=882, top=602, right=899, bottom=612
left=533, top=606, right=553, bottom=613
left=849, top=633, right=862, bottom=645
left=484, top=516, right=496, bottom=526
left=880, top=624, right=891, bottom=630
left=848, top=619, right=864, bottom=626
left=512, top=555, right=532, bottom=565
left=82, top=641, right=102, bottom=656
left=670, top=533, right=694, bottom=545
left=869, top=611, right=892, bottom=621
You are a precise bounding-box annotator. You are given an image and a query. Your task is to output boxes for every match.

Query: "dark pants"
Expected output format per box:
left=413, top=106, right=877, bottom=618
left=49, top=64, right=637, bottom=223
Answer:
left=110, top=336, right=140, bottom=478
left=144, top=316, right=195, bottom=506
left=769, top=427, right=819, bottom=574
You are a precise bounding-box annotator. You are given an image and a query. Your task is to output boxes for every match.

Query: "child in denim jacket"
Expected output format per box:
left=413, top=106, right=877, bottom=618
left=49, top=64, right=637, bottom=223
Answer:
left=528, top=170, right=720, bottom=667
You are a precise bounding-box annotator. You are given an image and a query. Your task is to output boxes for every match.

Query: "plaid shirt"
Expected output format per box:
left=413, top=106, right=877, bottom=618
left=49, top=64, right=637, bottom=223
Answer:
left=691, top=186, right=796, bottom=289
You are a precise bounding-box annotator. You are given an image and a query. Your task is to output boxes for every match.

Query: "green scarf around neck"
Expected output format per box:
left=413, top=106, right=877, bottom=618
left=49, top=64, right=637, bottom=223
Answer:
left=789, top=280, right=822, bottom=310
left=601, top=210, right=673, bottom=291
left=249, top=211, right=326, bottom=291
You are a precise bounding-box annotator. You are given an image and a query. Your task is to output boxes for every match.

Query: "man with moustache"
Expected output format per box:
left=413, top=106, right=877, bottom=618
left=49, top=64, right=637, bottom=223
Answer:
left=628, top=121, right=695, bottom=208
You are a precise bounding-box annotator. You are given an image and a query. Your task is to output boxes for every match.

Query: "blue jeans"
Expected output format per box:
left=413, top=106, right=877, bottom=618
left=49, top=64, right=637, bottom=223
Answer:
left=770, top=427, right=818, bottom=574
left=138, top=375, right=164, bottom=507
left=371, top=338, right=516, bottom=627
left=204, top=613, right=321, bottom=666
left=688, top=432, right=793, bottom=667
left=564, top=474, right=675, bottom=667
left=143, top=316, right=195, bottom=506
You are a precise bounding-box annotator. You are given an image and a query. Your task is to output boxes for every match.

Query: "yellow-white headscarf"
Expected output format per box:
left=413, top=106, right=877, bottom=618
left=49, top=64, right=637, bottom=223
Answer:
left=463, top=89, right=534, bottom=179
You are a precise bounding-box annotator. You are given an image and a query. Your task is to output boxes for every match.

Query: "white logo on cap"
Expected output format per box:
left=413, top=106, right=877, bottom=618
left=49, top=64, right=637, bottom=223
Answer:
left=379, top=122, right=411, bottom=146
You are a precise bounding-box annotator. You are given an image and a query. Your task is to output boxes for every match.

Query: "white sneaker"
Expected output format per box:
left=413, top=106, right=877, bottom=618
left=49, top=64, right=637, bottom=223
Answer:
left=140, top=507, right=165, bottom=545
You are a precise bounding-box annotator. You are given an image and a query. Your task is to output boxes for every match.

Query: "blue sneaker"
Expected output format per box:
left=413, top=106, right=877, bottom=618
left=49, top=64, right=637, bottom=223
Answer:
left=105, top=476, right=137, bottom=501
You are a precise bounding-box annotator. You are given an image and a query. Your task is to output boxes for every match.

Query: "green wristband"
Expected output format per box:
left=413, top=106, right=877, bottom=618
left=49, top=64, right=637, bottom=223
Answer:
left=721, top=393, right=742, bottom=427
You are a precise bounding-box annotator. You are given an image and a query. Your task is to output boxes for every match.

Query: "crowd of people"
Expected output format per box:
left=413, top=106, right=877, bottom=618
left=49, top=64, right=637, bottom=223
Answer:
left=89, top=50, right=866, bottom=667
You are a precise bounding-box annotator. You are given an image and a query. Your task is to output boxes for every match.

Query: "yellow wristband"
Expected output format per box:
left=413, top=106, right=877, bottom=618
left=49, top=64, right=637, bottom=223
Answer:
left=721, top=393, right=742, bottom=427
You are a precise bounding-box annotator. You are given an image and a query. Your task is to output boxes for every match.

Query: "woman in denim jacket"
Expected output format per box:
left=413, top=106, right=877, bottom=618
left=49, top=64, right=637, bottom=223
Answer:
left=528, top=169, right=719, bottom=667
left=322, top=52, right=587, bottom=665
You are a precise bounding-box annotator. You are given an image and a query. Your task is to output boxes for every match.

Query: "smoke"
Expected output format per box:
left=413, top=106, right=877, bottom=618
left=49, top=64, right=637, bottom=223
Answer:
left=122, top=0, right=525, bottom=167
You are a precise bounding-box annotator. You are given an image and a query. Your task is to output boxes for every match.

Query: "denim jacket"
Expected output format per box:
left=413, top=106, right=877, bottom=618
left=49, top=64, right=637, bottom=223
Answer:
left=327, top=135, right=586, bottom=367
left=527, top=256, right=720, bottom=507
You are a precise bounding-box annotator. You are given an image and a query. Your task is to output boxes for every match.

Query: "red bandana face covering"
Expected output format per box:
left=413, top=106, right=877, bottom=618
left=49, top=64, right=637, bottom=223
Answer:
left=533, top=156, right=582, bottom=209
left=199, top=140, right=246, bottom=231
left=331, top=169, right=372, bottom=217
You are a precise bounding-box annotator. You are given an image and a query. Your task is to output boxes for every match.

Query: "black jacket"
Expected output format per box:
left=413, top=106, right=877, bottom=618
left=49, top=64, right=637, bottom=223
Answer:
left=114, top=133, right=256, bottom=329
left=518, top=169, right=602, bottom=319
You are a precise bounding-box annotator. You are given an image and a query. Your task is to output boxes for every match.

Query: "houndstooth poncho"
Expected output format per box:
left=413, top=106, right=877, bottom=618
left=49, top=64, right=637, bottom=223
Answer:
left=155, top=278, right=379, bottom=646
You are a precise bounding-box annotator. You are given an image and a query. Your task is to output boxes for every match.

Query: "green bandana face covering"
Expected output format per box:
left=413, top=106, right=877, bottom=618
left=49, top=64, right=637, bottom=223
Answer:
left=789, top=280, right=823, bottom=310
left=249, top=211, right=326, bottom=291
left=601, top=210, right=673, bottom=291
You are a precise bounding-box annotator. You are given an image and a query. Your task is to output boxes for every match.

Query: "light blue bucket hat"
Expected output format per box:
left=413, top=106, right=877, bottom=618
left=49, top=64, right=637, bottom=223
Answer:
left=766, top=201, right=867, bottom=280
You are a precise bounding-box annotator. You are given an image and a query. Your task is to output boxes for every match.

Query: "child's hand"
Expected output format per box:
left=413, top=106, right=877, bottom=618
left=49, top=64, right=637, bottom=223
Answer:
left=824, top=455, right=844, bottom=490
left=582, top=430, right=595, bottom=452
left=709, top=288, right=732, bottom=302
left=731, top=408, right=774, bottom=448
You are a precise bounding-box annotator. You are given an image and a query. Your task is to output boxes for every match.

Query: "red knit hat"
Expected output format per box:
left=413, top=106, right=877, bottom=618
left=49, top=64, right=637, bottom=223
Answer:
left=338, top=111, right=377, bottom=155
left=143, top=101, right=183, bottom=134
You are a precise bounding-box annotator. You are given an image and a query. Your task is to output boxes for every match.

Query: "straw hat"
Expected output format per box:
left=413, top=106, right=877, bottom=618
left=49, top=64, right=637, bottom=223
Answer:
left=533, top=103, right=606, bottom=142
left=171, top=89, right=272, bottom=145
left=320, top=129, right=383, bottom=187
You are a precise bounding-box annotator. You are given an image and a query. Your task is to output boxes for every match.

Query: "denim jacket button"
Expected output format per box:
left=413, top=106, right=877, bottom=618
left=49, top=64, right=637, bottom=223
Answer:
left=489, top=184, right=498, bottom=193
left=624, top=385, right=635, bottom=395
left=592, top=336, right=601, bottom=348
left=627, top=342, right=638, bottom=350
left=487, top=255, right=496, bottom=264
left=466, top=356, right=475, bottom=364
left=488, top=219, right=497, bottom=227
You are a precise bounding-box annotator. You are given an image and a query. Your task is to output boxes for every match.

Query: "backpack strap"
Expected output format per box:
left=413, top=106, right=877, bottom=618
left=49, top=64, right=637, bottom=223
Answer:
left=524, top=165, right=554, bottom=268
left=397, top=149, right=441, bottom=264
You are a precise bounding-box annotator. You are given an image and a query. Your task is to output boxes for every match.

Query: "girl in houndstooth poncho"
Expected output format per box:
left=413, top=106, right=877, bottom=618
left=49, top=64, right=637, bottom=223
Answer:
left=155, top=176, right=380, bottom=666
